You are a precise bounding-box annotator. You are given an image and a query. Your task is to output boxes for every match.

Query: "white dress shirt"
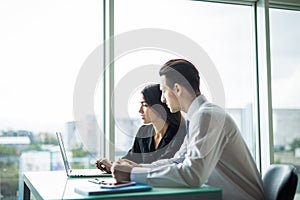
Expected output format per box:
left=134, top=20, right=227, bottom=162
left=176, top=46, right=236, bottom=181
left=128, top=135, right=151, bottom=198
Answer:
left=131, top=95, right=265, bottom=200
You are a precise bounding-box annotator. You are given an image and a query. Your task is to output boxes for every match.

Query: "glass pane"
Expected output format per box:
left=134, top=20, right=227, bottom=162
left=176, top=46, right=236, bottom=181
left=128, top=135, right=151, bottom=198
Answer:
left=0, top=1, right=102, bottom=199
left=114, top=0, right=257, bottom=161
left=270, top=8, right=300, bottom=194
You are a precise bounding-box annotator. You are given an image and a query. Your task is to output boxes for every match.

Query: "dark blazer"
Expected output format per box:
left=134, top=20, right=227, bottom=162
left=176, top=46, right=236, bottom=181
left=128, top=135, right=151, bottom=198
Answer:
left=122, top=123, right=186, bottom=163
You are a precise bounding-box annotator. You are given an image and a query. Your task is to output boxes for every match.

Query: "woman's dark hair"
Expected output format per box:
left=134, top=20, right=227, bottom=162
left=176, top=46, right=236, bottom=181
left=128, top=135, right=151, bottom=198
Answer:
left=141, top=84, right=181, bottom=128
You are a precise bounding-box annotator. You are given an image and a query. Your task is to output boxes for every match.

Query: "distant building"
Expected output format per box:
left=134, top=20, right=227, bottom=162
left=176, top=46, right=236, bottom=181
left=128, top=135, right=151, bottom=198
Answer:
left=227, top=104, right=255, bottom=157
left=273, top=108, right=300, bottom=148
left=18, top=147, right=65, bottom=200
left=65, top=115, right=103, bottom=158
left=0, top=135, right=31, bottom=151
left=65, top=116, right=141, bottom=158
left=65, top=108, right=300, bottom=158
left=0, top=136, right=30, bottom=145
left=115, top=118, right=140, bottom=158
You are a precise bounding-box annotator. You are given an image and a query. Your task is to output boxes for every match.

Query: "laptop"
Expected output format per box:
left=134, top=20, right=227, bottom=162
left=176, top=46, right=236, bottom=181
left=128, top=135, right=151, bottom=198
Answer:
left=56, top=132, right=111, bottom=177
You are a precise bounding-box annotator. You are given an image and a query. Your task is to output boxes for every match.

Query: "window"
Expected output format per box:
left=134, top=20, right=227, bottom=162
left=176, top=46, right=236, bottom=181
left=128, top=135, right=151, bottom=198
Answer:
left=0, top=1, right=102, bottom=198
left=114, top=0, right=257, bottom=161
left=270, top=8, right=300, bottom=169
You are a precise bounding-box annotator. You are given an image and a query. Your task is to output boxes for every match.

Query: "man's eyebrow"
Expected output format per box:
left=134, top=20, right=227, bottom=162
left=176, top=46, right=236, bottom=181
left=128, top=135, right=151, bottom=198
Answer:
left=140, top=101, right=147, bottom=104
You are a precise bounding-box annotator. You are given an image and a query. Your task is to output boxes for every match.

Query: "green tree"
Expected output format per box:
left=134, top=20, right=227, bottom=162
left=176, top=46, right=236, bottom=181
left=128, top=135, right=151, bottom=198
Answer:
left=290, top=137, right=300, bottom=152
left=0, top=145, right=18, bottom=156
left=72, top=148, right=89, bottom=157
left=25, top=143, right=42, bottom=151
left=42, top=132, right=57, bottom=144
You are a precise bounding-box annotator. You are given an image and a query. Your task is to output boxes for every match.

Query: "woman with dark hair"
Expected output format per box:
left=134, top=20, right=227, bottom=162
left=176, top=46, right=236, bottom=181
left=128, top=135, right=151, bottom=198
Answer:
left=96, top=83, right=186, bottom=173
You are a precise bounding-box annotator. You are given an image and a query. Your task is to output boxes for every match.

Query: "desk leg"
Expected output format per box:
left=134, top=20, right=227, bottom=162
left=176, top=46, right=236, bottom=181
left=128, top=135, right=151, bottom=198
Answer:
left=23, top=182, right=30, bottom=200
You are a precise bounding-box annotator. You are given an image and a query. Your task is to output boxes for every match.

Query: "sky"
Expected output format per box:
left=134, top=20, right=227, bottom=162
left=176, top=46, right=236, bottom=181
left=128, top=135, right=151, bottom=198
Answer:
left=0, top=0, right=101, bottom=132
left=0, top=0, right=299, bottom=134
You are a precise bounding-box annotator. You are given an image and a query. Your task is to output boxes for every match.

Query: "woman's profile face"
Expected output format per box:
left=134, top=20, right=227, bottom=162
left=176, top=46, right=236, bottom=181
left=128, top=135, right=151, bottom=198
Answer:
left=138, top=95, right=158, bottom=124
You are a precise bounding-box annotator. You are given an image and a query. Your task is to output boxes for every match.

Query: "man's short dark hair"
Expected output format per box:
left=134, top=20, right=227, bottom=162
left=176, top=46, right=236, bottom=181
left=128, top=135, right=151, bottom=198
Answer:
left=159, top=59, right=200, bottom=94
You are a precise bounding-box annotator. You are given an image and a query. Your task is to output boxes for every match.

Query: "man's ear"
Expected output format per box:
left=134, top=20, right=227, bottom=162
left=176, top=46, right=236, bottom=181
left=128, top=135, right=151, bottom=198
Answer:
left=173, top=83, right=183, bottom=96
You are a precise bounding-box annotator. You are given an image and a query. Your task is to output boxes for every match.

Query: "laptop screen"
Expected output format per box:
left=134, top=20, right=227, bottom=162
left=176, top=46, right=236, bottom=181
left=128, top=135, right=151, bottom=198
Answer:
left=56, top=132, right=72, bottom=173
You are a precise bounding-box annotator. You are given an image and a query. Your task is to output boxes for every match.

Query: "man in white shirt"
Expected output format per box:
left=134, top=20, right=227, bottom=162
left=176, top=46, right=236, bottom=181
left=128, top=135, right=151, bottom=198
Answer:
left=111, top=59, right=265, bottom=200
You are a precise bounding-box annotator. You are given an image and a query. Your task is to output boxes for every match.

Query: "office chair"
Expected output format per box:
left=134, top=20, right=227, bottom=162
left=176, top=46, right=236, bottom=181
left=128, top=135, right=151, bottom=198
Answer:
left=262, top=164, right=298, bottom=200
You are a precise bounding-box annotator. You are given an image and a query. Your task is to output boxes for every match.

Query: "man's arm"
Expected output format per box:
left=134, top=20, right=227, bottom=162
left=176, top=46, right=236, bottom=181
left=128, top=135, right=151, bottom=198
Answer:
left=111, top=136, right=188, bottom=182
left=128, top=110, right=228, bottom=187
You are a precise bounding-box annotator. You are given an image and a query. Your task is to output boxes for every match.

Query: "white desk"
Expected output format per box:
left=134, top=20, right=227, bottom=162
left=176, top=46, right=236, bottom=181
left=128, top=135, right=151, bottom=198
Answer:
left=23, top=171, right=222, bottom=200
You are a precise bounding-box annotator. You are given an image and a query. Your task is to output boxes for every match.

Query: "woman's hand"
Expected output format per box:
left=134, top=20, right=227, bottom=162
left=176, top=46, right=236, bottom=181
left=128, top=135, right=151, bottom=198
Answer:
left=95, top=158, right=112, bottom=174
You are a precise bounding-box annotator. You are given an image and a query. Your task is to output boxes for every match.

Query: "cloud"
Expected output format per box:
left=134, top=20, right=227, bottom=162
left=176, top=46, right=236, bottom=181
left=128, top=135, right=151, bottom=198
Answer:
left=272, top=68, right=300, bottom=108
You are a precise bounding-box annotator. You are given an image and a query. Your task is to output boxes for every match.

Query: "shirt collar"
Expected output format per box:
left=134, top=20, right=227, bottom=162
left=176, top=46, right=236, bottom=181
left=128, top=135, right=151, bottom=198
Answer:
left=186, top=94, right=207, bottom=121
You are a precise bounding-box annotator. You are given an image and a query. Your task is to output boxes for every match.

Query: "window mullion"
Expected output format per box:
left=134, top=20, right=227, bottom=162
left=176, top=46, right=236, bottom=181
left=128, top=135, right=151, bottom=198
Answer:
left=255, top=0, right=274, bottom=174
left=103, top=0, right=115, bottom=161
